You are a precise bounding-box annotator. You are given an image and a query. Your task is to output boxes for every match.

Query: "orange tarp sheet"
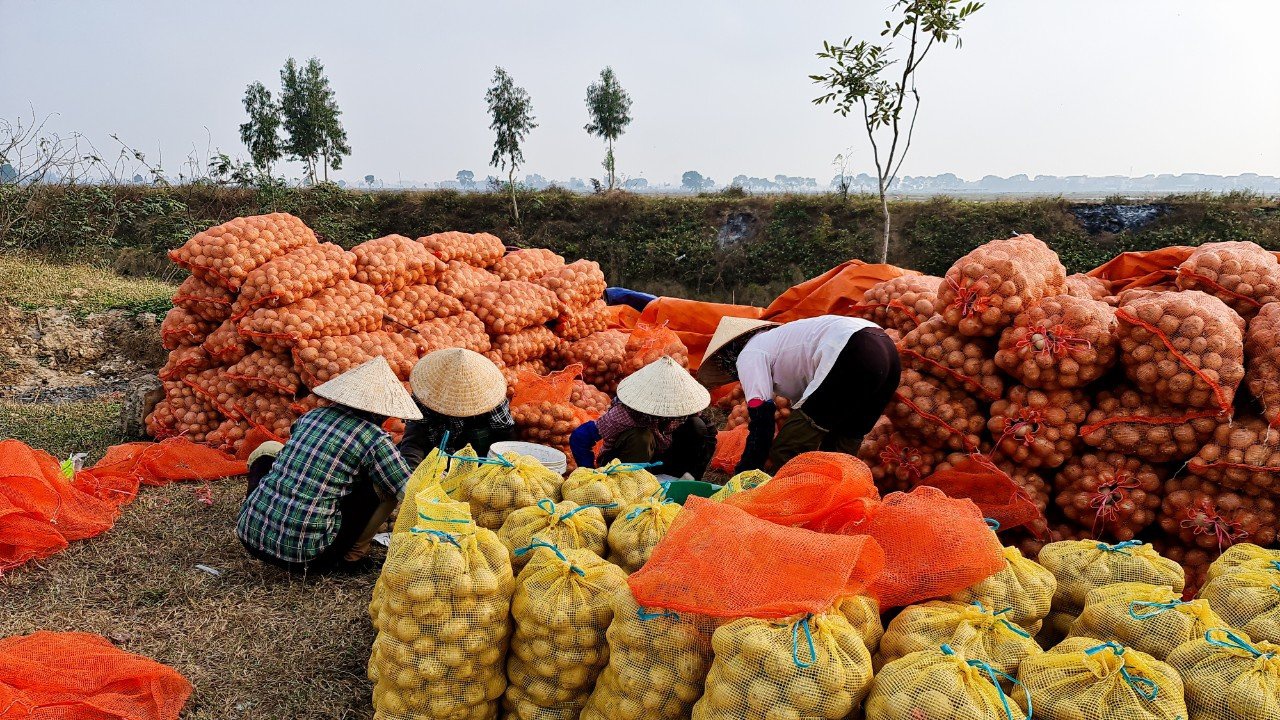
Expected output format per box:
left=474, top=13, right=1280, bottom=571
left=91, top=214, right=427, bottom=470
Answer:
left=1086, top=246, right=1280, bottom=293
left=762, top=260, right=914, bottom=323
left=637, top=298, right=765, bottom=369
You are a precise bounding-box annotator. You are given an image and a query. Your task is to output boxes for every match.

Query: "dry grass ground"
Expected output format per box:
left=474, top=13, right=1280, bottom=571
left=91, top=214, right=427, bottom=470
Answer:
left=1, top=400, right=379, bottom=719
left=0, top=253, right=175, bottom=313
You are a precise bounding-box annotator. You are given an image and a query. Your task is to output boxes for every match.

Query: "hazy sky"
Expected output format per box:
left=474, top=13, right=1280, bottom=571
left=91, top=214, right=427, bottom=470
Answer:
left=4, top=1, right=1278, bottom=185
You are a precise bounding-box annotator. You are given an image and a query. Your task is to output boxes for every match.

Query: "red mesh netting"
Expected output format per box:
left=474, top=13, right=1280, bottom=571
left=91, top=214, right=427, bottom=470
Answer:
left=534, top=260, right=607, bottom=310
left=232, top=242, right=356, bottom=315
left=159, top=307, right=217, bottom=351
left=1158, top=475, right=1278, bottom=552
left=461, top=279, right=561, bottom=334
left=1053, top=451, right=1165, bottom=542
left=167, top=212, right=317, bottom=292
left=898, top=315, right=1003, bottom=401
left=1187, top=416, right=1280, bottom=497
left=1079, top=386, right=1220, bottom=462
left=886, top=368, right=986, bottom=452
left=0, top=631, right=192, bottom=720
left=627, top=496, right=885, bottom=618
left=239, top=280, right=385, bottom=350
left=994, top=294, right=1118, bottom=390
left=224, top=348, right=300, bottom=396
left=988, top=385, right=1089, bottom=469
left=417, top=231, right=506, bottom=267
left=493, top=248, right=565, bottom=281
left=1175, top=241, right=1280, bottom=318
left=936, top=234, right=1068, bottom=337
left=1116, top=289, right=1245, bottom=412
left=1246, top=302, right=1280, bottom=427
left=381, top=282, right=465, bottom=330
left=853, top=274, right=942, bottom=334
left=351, top=234, right=446, bottom=295
left=171, top=274, right=233, bottom=323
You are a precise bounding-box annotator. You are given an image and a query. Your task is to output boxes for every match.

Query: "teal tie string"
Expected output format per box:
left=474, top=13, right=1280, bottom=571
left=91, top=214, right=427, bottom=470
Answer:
left=991, top=606, right=1031, bottom=638
left=1129, top=599, right=1185, bottom=620
left=1098, top=539, right=1143, bottom=555
left=416, top=511, right=470, bottom=525
left=602, top=461, right=662, bottom=475
left=513, top=539, right=585, bottom=576
left=1205, top=627, right=1276, bottom=658
left=940, top=644, right=1027, bottom=720
left=1085, top=642, right=1158, bottom=701
left=791, top=616, right=817, bottom=669
left=636, top=608, right=679, bottom=621
left=409, top=528, right=461, bottom=548
left=442, top=451, right=516, bottom=469
left=437, top=430, right=451, bottom=451
left=985, top=518, right=1001, bottom=532
left=561, top=502, right=617, bottom=519
left=537, top=498, right=557, bottom=515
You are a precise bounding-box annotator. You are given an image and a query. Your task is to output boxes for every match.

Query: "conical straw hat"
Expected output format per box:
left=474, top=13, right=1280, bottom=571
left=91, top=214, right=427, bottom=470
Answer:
left=617, top=355, right=711, bottom=417
left=410, top=348, right=507, bottom=417
left=695, top=317, right=778, bottom=387
left=313, top=356, right=423, bottom=420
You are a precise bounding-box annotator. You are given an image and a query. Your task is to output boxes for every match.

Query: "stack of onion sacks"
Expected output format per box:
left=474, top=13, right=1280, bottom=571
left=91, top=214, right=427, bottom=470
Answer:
left=1175, top=240, right=1280, bottom=318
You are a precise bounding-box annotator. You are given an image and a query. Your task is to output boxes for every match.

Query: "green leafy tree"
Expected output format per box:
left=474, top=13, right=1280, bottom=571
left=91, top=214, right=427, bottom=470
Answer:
left=239, top=81, right=282, bottom=175
left=584, top=66, right=633, bottom=190
left=485, top=67, right=537, bottom=223
left=811, top=0, right=982, bottom=262
left=279, top=57, right=350, bottom=184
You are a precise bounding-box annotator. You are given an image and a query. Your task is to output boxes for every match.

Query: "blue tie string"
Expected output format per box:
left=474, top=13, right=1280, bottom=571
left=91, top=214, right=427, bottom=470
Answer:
left=1205, top=628, right=1276, bottom=658
left=1129, top=599, right=1184, bottom=620
left=940, top=644, right=1027, bottom=720
left=636, top=608, right=679, bottom=621
left=1098, top=539, right=1143, bottom=555
left=513, top=539, right=585, bottom=576
left=791, top=616, right=817, bottom=668
left=1085, top=642, right=1159, bottom=701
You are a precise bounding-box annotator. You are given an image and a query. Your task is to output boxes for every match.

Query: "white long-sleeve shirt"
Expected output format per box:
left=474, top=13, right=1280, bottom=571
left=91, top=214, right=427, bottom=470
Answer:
left=736, top=315, right=879, bottom=407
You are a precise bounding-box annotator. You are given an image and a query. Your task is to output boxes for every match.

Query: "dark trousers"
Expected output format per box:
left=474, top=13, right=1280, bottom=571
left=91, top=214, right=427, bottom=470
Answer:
left=768, top=327, right=901, bottom=469
left=600, top=416, right=717, bottom=480
left=242, top=456, right=384, bottom=573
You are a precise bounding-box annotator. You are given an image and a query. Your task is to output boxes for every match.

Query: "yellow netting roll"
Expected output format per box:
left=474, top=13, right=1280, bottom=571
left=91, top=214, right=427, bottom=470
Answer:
left=876, top=600, right=1042, bottom=676
left=496, top=499, right=610, bottom=570
left=1198, top=567, right=1280, bottom=644
left=1168, top=627, right=1280, bottom=720
left=503, top=541, right=628, bottom=720
left=836, top=595, right=885, bottom=655
left=1205, top=542, right=1280, bottom=584
left=866, top=644, right=1029, bottom=720
left=1014, top=637, right=1187, bottom=720
left=1067, top=582, right=1224, bottom=658
left=708, top=469, right=771, bottom=501
left=608, top=497, right=681, bottom=573
left=690, top=610, right=873, bottom=720
left=948, top=545, right=1056, bottom=632
left=444, top=446, right=564, bottom=530
left=580, top=586, right=718, bottom=720
left=561, top=460, right=662, bottom=521
left=1037, top=539, right=1184, bottom=615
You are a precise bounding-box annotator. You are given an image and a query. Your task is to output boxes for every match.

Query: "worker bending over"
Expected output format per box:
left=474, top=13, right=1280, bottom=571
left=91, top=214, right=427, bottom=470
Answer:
left=399, top=348, right=514, bottom=467
left=697, top=315, right=900, bottom=472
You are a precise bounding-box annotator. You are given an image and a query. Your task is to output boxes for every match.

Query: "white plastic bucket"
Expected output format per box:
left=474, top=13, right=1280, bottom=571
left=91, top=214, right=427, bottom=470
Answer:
left=489, top=441, right=568, bottom=475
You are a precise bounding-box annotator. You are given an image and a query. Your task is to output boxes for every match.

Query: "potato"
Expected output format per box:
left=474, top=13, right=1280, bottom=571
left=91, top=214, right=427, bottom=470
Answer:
left=608, top=499, right=681, bottom=573
left=239, top=279, right=386, bottom=351
left=534, top=260, right=607, bottom=311
left=948, top=546, right=1056, bottom=632
left=865, top=645, right=1028, bottom=720
left=172, top=273, right=234, bottom=322
left=224, top=348, right=301, bottom=395
left=436, top=260, right=502, bottom=298
left=1015, top=637, right=1186, bottom=720
left=876, top=600, right=1042, bottom=676
left=160, top=306, right=219, bottom=350
left=988, top=385, right=1089, bottom=469
left=418, top=231, right=506, bottom=268
left=497, top=500, right=608, bottom=569
left=995, top=294, right=1118, bottom=390
left=1176, top=241, right=1280, bottom=318
left=553, top=299, right=610, bottom=341
left=858, top=418, right=946, bottom=493
left=233, top=242, right=356, bottom=314
left=1037, top=540, right=1184, bottom=616
left=887, top=368, right=986, bottom=451
left=1079, top=387, right=1218, bottom=462
left=561, top=461, right=662, bottom=522
left=1067, top=582, right=1223, bottom=658
left=1054, top=452, right=1164, bottom=542
left=1186, top=415, right=1280, bottom=496
left=1168, top=628, right=1280, bottom=720
left=461, top=280, right=562, bottom=335
left=561, top=330, right=628, bottom=394
left=620, top=324, right=689, bottom=378
left=1157, top=474, right=1277, bottom=550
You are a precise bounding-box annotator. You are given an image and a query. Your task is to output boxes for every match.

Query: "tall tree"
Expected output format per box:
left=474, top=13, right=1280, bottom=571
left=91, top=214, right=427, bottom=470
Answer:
left=811, top=0, right=982, bottom=262
left=279, top=57, right=349, bottom=183
left=306, top=58, right=350, bottom=182
left=239, top=81, right=282, bottom=174
left=485, top=67, right=537, bottom=223
left=584, top=66, right=633, bottom=190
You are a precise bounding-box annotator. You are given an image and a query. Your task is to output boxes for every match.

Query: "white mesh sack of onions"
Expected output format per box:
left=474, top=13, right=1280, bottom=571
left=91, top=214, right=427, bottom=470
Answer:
left=168, top=212, right=317, bottom=292
left=886, top=368, right=986, bottom=452
left=1175, top=240, right=1280, bottom=319
left=239, top=280, right=386, bottom=352
left=994, top=294, right=1118, bottom=390
left=232, top=242, right=356, bottom=316
left=417, top=230, right=506, bottom=267
left=898, top=315, right=1003, bottom=402
left=853, top=273, right=942, bottom=334
left=935, top=233, right=1068, bottom=337
left=462, top=279, right=562, bottom=335
left=1079, top=386, right=1220, bottom=463
left=351, top=234, right=446, bottom=295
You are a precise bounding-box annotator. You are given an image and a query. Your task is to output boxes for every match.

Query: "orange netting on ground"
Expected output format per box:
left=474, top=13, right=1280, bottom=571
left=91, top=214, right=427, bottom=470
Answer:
left=0, top=631, right=192, bottom=720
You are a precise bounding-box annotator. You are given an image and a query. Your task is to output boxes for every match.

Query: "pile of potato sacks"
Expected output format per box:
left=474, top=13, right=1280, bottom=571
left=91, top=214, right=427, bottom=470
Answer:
left=149, top=213, right=681, bottom=457
left=856, top=234, right=1280, bottom=595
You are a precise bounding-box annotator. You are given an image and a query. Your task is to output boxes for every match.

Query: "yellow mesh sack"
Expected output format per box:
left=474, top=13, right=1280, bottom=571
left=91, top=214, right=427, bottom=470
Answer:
left=708, top=469, right=771, bottom=501
left=503, top=541, right=628, bottom=720
left=691, top=610, right=873, bottom=720
left=561, top=460, right=662, bottom=521
left=371, top=494, right=469, bottom=631
left=1199, top=567, right=1280, bottom=644
left=444, top=446, right=564, bottom=529
left=607, top=497, right=681, bottom=573
left=835, top=594, right=885, bottom=655
left=1067, top=582, right=1225, bottom=658
left=580, top=587, right=718, bottom=720
left=368, top=506, right=514, bottom=720
left=948, top=545, right=1057, bottom=632
left=1037, top=539, right=1184, bottom=614
left=496, top=499, right=610, bottom=570
left=876, top=600, right=1042, bottom=676
left=1014, top=638, right=1187, bottom=720
left=392, top=446, right=451, bottom=534
left=1168, top=627, right=1280, bottom=720
left=865, top=644, right=1029, bottom=720
left=1205, top=542, right=1280, bottom=584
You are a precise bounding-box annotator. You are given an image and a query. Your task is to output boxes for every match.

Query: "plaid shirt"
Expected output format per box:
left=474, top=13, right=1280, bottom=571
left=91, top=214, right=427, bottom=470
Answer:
left=236, top=405, right=410, bottom=563
left=398, top=399, right=515, bottom=468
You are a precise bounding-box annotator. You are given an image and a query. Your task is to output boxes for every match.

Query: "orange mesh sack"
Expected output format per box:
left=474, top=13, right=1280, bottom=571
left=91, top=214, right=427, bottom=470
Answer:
left=171, top=273, right=233, bottom=323
left=224, top=348, right=300, bottom=395
left=853, top=273, right=942, bottom=333
left=690, top=609, right=873, bottom=720
left=168, top=212, right=317, bottom=291
left=382, top=283, right=465, bottom=329
left=1248, top=302, right=1280, bottom=427
left=232, top=392, right=299, bottom=440
left=1159, top=474, right=1277, bottom=550
left=159, top=307, right=217, bottom=350
left=1168, top=627, right=1280, bottom=720
left=561, top=330, right=627, bottom=394
left=948, top=546, right=1056, bottom=632
left=865, top=644, right=1029, bottom=720
left=157, top=344, right=210, bottom=382
left=988, top=385, right=1089, bottom=469
left=1066, top=582, right=1224, bottom=658
left=914, top=455, right=1046, bottom=534
left=503, top=542, right=628, bottom=720
left=1065, top=273, right=1114, bottom=302
left=876, top=600, right=1042, bottom=676
left=1116, top=289, right=1246, bottom=411
left=886, top=369, right=985, bottom=452
left=1188, top=415, right=1280, bottom=496
left=608, top=497, right=682, bottom=573
left=580, top=586, right=718, bottom=720
left=205, top=418, right=251, bottom=456
left=1013, top=638, right=1187, bottom=720
left=0, top=630, right=193, bottom=720
left=620, top=323, right=689, bottom=377
left=239, top=279, right=385, bottom=350
left=898, top=316, right=1004, bottom=401
left=1037, top=540, right=1185, bottom=615
left=201, top=317, right=250, bottom=364
left=1054, top=452, right=1165, bottom=542
left=1079, top=386, right=1219, bottom=462
left=708, top=426, right=749, bottom=474
left=462, top=280, right=561, bottom=335
left=352, top=234, right=446, bottom=295
left=150, top=380, right=224, bottom=442
left=182, top=368, right=241, bottom=418
left=553, top=299, right=609, bottom=342
left=293, top=330, right=422, bottom=387
left=410, top=312, right=492, bottom=355
left=436, top=259, right=501, bottom=298
left=1175, top=240, right=1280, bottom=318
left=724, top=451, right=880, bottom=531
left=858, top=419, right=945, bottom=493
left=497, top=499, right=609, bottom=570
left=418, top=231, right=506, bottom=267
left=443, top=446, right=565, bottom=530
left=568, top=379, right=609, bottom=419
left=994, top=294, right=1119, bottom=390
left=493, top=248, right=565, bottom=281
left=534, top=260, right=607, bottom=311
left=936, top=234, right=1068, bottom=337
left=232, top=241, right=356, bottom=314
left=561, top=461, right=662, bottom=523
left=490, top=326, right=558, bottom=366
left=367, top=506, right=514, bottom=720
left=510, top=365, right=593, bottom=456
left=628, top=497, right=885, bottom=618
